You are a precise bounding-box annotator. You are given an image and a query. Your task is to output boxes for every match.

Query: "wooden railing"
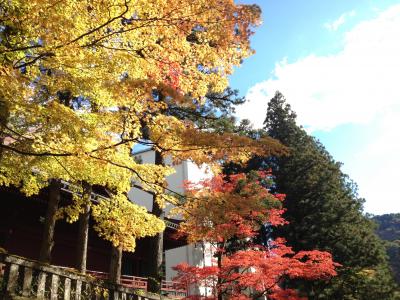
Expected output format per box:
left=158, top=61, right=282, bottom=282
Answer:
left=161, top=280, right=188, bottom=298
left=121, top=275, right=148, bottom=290
left=87, top=271, right=187, bottom=298
left=0, top=252, right=160, bottom=300
left=87, top=271, right=148, bottom=290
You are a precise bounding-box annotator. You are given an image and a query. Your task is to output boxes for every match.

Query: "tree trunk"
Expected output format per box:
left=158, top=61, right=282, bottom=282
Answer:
left=39, top=179, right=61, bottom=263
left=217, top=246, right=223, bottom=300
left=76, top=182, right=92, bottom=273
left=0, top=98, right=9, bottom=160
left=147, top=150, right=165, bottom=293
left=109, top=246, right=123, bottom=284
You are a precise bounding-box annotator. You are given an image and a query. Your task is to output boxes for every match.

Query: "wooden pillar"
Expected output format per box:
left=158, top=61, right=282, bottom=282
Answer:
left=39, top=179, right=61, bottom=263
left=76, top=182, right=92, bottom=273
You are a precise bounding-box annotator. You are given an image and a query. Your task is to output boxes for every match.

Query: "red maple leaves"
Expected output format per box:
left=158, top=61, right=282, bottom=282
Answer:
left=174, top=172, right=339, bottom=300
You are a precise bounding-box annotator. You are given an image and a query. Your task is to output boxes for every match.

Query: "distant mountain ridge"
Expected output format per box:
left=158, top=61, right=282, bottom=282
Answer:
left=373, top=213, right=400, bottom=283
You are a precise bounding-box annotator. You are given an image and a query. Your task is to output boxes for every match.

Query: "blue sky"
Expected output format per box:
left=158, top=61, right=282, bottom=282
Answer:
left=230, top=0, right=400, bottom=214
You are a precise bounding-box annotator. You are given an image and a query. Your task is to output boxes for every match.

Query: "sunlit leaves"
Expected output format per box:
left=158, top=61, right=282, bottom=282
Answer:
left=174, top=173, right=338, bottom=300
left=0, top=0, right=272, bottom=249
left=92, top=193, right=165, bottom=252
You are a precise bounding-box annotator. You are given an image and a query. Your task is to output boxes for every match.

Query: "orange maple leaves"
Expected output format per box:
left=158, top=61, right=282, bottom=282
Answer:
left=177, top=172, right=287, bottom=243
left=174, top=172, right=339, bottom=300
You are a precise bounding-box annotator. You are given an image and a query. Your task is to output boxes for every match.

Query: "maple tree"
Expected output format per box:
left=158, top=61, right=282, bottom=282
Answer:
left=0, top=0, right=288, bottom=283
left=0, top=0, right=284, bottom=215
left=173, top=172, right=338, bottom=300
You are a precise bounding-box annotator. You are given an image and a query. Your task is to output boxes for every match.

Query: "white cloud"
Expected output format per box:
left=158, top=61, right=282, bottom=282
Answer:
left=238, top=4, right=400, bottom=214
left=239, top=4, right=400, bottom=131
left=341, top=108, right=400, bottom=214
left=324, top=10, right=356, bottom=31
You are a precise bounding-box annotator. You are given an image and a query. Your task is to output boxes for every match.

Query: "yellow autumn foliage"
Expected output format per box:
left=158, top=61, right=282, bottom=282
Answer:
left=92, top=194, right=165, bottom=252
left=0, top=0, right=263, bottom=196
left=0, top=0, right=286, bottom=247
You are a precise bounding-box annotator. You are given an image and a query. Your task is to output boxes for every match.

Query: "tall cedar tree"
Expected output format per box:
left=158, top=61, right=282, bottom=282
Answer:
left=225, top=91, right=399, bottom=299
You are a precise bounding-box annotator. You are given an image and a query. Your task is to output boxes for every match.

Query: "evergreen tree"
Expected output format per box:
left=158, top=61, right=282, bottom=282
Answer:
left=225, top=91, right=399, bottom=299
left=373, top=214, right=400, bottom=284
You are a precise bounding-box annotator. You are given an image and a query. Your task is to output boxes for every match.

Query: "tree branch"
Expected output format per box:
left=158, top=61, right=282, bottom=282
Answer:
left=64, top=0, right=130, bottom=47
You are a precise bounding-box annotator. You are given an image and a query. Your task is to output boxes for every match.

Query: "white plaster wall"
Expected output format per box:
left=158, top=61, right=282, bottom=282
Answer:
left=165, top=243, right=216, bottom=296
left=128, top=150, right=210, bottom=216
left=186, top=161, right=213, bottom=183
left=127, top=150, right=155, bottom=210
left=128, top=149, right=215, bottom=296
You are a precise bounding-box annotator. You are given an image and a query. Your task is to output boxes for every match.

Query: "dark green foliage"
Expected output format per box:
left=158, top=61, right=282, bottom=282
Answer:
left=165, top=87, right=245, bottom=133
left=374, top=214, right=400, bottom=241
left=225, top=91, right=399, bottom=299
left=373, top=214, right=400, bottom=284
